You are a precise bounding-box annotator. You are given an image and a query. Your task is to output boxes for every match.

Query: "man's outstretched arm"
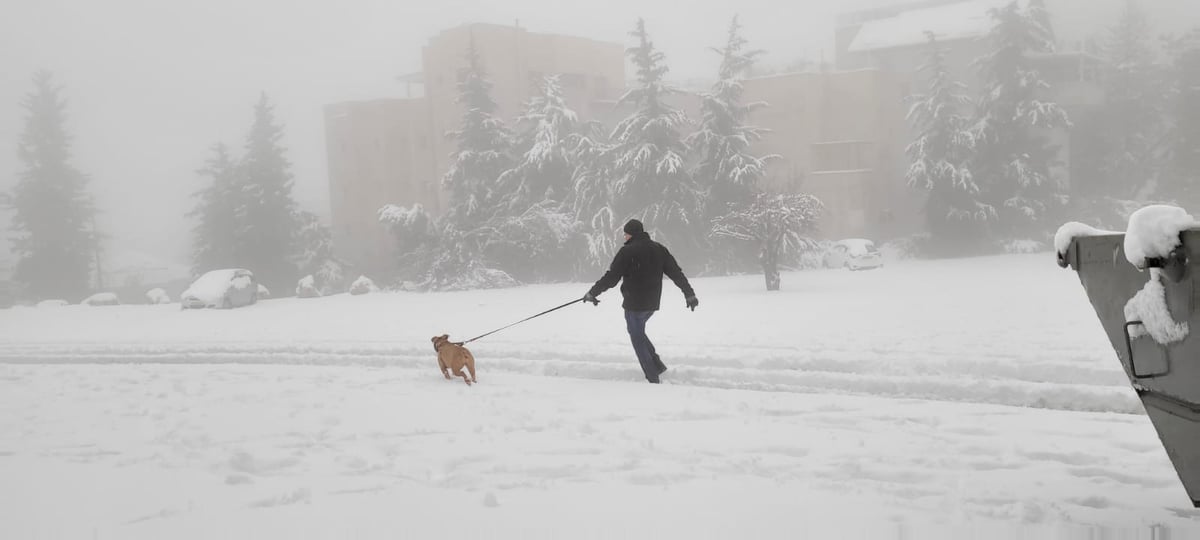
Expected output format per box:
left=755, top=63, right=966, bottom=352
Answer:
left=663, top=247, right=697, bottom=305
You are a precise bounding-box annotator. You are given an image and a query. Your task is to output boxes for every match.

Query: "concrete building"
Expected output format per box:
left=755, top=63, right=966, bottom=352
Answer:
left=833, top=0, right=1200, bottom=200
left=325, top=98, right=436, bottom=276
left=743, top=69, right=922, bottom=241
left=324, top=23, right=625, bottom=274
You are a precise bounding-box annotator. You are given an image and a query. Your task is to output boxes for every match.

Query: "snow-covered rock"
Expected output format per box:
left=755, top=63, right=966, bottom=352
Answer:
left=1123, top=205, right=1197, bottom=269
left=296, top=275, right=320, bottom=299
left=145, top=288, right=171, bottom=305
left=1125, top=269, right=1190, bottom=345
left=348, top=275, right=378, bottom=296
left=36, top=299, right=69, bottom=308
left=257, top=284, right=271, bottom=299
left=81, top=292, right=120, bottom=306
left=1054, top=222, right=1118, bottom=258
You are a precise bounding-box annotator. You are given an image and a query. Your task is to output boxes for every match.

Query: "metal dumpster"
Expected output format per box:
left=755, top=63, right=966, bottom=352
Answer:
left=1060, top=229, right=1200, bottom=507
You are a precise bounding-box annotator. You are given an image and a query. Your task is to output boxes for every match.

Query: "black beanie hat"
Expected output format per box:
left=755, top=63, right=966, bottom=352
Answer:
left=623, top=219, right=644, bottom=235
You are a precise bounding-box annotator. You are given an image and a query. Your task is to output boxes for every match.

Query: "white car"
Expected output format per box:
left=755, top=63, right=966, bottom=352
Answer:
left=824, top=239, right=884, bottom=271
left=180, top=269, right=258, bottom=309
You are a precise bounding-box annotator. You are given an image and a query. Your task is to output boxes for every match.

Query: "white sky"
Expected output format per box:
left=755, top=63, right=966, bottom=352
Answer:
left=0, top=0, right=1048, bottom=266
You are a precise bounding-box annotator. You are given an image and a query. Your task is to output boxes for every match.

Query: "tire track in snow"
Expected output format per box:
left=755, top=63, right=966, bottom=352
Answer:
left=0, top=343, right=1140, bottom=414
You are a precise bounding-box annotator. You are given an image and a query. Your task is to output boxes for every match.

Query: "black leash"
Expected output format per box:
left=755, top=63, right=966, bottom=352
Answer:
left=454, top=298, right=584, bottom=346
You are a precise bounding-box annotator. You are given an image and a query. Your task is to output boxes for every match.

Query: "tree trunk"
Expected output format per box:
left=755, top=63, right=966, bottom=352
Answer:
left=761, top=240, right=780, bottom=291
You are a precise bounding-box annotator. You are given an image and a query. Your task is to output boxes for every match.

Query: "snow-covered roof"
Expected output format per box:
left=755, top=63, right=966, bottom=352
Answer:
left=847, top=0, right=1018, bottom=52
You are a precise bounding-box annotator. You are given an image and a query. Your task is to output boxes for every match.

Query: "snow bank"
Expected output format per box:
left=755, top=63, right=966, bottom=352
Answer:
left=1123, top=205, right=1197, bottom=269
left=145, top=288, right=171, bottom=305
left=296, top=275, right=319, bottom=298
left=348, top=275, right=378, bottom=295
left=81, top=293, right=119, bottom=306
left=1054, top=222, right=1118, bottom=257
left=36, top=299, right=68, bottom=308
left=1125, top=269, right=1189, bottom=345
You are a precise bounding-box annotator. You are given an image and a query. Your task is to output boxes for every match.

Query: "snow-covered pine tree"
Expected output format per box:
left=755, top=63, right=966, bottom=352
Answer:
left=9, top=71, right=96, bottom=301
left=498, top=75, right=581, bottom=211
left=378, top=203, right=439, bottom=287
left=906, top=33, right=993, bottom=251
left=600, top=19, right=703, bottom=260
left=1164, top=29, right=1200, bottom=207
left=485, top=75, right=585, bottom=282
left=442, top=36, right=513, bottom=232
left=972, top=1, right=1070, bottom=235
left=1029, top=0, right=1055, bottom=44
left=189, top=143, right=241, bottom=275
left=295, top=210, right=343, bottom=294
left=568, top=119, right=617, bottom=272
left=711, top=192, right=823, bottom=291
left=235, top=93, right=301, bottom=293
left=1096, top=0, right=1167, bottom=199
left=688, top=15, right=773, bottom=220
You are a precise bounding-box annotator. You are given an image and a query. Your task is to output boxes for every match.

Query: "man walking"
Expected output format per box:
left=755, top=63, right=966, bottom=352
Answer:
left=584, top=219, right=699, bottom=384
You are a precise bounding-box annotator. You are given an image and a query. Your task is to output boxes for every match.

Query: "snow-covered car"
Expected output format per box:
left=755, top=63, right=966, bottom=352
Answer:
left=824, top=239, right=884, bottom=271
left=180, top=269, right=258, bottom=310
left=81, top=292, right=120, bottom=306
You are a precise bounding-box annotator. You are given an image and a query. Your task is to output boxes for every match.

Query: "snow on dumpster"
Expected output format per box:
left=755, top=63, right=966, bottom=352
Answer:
left=1124, top=205, right=1198, bottom=269
left=1121, top=205, right=1198, bottom=345
left=1054, top=222, right=1118, bottom=264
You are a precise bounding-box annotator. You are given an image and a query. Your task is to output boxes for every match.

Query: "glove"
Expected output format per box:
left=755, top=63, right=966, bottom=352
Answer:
left=685, top=296, right=699, bottom=311
left=583, top=292, right=599, bottom=306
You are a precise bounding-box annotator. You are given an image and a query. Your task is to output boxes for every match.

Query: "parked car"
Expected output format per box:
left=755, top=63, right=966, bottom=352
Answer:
left=81, top=292, right=120, bottom=306
left=824, top=239, right=885, bottom=271
left=180, top=269, right=258, bottom=309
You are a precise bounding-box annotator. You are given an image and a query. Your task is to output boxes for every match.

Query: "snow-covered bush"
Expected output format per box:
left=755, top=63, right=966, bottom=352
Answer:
left=479, top=202, right=580, bottom=283
left=879, top=234, right=932, bottom=262
left=1002, top=239, right=1049, bottom=254
left=256, top=284, right=271, bottom=299
left=296, top=275, right=320, bottom=298
left=348, top=275, right=378, bottom=295
left=712, top=192, right=823, bottom=291
left=145, top=288, right=171, bottom=305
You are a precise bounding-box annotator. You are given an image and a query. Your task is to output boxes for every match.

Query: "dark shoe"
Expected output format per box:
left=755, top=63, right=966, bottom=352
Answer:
left=648, top=379, right=661, bottom=384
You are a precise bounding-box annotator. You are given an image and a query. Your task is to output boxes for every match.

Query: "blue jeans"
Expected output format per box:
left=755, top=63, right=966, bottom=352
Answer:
left=625, top=310, right=666, bottom=383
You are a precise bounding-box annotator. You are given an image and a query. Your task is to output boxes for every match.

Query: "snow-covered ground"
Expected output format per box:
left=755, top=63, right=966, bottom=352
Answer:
left=1, top=254, right=1198, bottom=538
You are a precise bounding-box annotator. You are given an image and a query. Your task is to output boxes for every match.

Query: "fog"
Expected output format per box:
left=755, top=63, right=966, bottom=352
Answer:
left=0, top=0, right=904, bottom=266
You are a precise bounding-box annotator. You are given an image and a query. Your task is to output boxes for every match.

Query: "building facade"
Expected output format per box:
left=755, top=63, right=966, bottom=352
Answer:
left=325, top=24, right=625, bottom=274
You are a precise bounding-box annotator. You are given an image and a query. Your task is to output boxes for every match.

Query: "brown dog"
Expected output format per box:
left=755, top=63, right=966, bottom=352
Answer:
left=431, top=335, right=477, bottom=385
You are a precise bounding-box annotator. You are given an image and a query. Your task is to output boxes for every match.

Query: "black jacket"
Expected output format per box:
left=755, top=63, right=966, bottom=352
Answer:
left=588, top=232, right=695, bottom=311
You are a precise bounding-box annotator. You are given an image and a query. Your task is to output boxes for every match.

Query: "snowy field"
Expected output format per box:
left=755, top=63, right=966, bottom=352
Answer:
left=2, top=254, right=1198, bottom=539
